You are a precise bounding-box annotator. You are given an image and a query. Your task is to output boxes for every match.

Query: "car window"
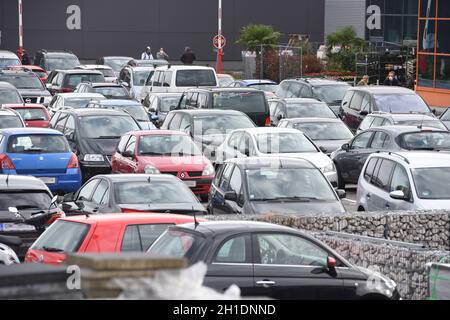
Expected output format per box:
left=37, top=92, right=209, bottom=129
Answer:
left=364, top=157, right=379, bottom=182
left=390, top=164, right=411, bottom=198
left=179, top=115, right=192, bottom=134
left=152, top=71, right=163, bottom=87
left=229, top=166, right=243, bottom=196
left=275, top=81, right=291, bottom=98
left=256, top=233, right=329, bottom=267
left=351, top=131, right=373, bottom=149
left=92, top=180, right=109, bottom=205
left=300, top=85, right=313, bottom=98
left=342, top=90, right=354, bottom=108
left=197, top=93, right=208, bottom=108
left=287, top=82, right=301, bottom=98
left=372, top=159, right=396, bottom=191
left=228, top=132, right=242, bottom=149
left=349, top=91, right=364, bottom=111
left=214, top=235, right=249, bottom=263
left=122, top=224, right=172, bottom=252
left=371, top=117, right=385, bottom=128
left=238, top=133, right=255, bottom=156
left=219, top=163, right=234, bottom=191
left=49, top=112, right=61, bottom=128
left=64, top=115, right=75, bottom=136
left=370, top=131, right=389, bottom=149
left=163, top=71, right=172, bottom=87
left=78, top=179, right=100, bottom=201
left=117, top=135, right=131, bottom=154
left=54, top=113, right=69, bottom=132
left=361, top=94, right=371, bottom=112
left=213, top=164, right=225, bottom=186
left=124, top=135, right=136, bottom=154
left=175, top=70, right=217, bottom=87
left=168, top=113, right=183, bottom=130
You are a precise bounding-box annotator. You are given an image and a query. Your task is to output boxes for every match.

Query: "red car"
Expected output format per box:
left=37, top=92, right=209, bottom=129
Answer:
left=111, top=130, right=215, bottom=201
left=24, top=213, right=200, bottom=265
left=8, top=65, right=48, bottom=83
left=3, top=104, right=51, bottom=127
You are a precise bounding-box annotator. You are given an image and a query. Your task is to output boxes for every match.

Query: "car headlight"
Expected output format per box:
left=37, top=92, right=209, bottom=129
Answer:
left=202, top=163, right=215, bottom=176
left=144, top=165, right=160, bottom=174
left=321, top=163, right=336, bottom=174
left=83, top=154, right=104, bottom=162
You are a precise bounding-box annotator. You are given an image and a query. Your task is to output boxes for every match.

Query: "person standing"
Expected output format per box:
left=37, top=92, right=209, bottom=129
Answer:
left=141, top=46, right=154, bottom=60
left=180, top=47, right=196, bottom=65
left=357, top=75, right=369, bottom=86
left=383, top=71, right=400, bottom=86
left=156, top=48, right=169, bottom=60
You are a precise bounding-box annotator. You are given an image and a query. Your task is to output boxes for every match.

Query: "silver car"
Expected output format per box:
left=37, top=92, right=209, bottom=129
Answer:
left=356, top=151, right=450, bottom=211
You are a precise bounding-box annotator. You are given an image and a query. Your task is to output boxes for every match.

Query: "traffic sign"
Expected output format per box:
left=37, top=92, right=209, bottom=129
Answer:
left=213, top=34, right=226, bottom=49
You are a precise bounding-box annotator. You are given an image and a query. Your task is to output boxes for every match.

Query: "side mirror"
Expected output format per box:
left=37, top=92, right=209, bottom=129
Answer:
left=224, top=191, right=237, bottom=202
left=277, top=114, right=283, bottom=121
left=327, top=256, right=337, bottom=269
left=432, top=108, right=437, bottom=115
left=65, top=132, right=75, bottom=141
left=341, top=143, right=350, bottom=152
left=359, top=110, right=368, bottom=116
left=150, top=114, right=159, bottom=122
left=319, top=146, right=327, bottom=153
left=244, top=148, right=250, bottom=157
left=336, top=189, right=346, bottom=199
left=390, top=190, right=407, bottom=200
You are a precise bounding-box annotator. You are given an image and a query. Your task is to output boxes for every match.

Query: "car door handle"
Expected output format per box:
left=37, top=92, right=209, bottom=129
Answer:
left=92, top=207, right=99, bottom=213
left=366, top=193, right=371, bottom=199
left=256, top=280, right=276, bottom=287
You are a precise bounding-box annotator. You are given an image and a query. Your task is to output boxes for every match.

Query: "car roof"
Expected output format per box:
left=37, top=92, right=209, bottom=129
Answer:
left=57, top=93, right=106, bottom=99
left=238, top=127, right=301, bottom=135
left=171, top=109, right=246, bottom=116
left=225, top=156, right=316, bottom=169
left=0, top=108, right=20, bottom=116
left=282, top=98, right=323, bottom=104
left=149, top=92, right=183, bottom=97
left=0, top=174, right=50, bottom=191
left=284, top=78, right=349, bottom=86
left=59, top=108, right=131, bottom=116
left=60, top=213, right=196, bottom=225
left=0, top=81, right=18, bottom=89
left=284, top=117, right=344, bottom=123
left=9, top=65, right=45, bottom=72
left=126, top=66, right=154, bottom=71
left=129, top=129, right=188, bottom=137
left=59, top=69, right=102, bottom=75
left=92, top=99, right=141, bottom=106
left=374, top=151, right=450, bottom=168
left=186, top=87, right=261, bottom=93
left=37, top=50, right=77, bottom=56
left=154, top=65, right=216, bottom=71
left=369, top=113, right=438, bottom=121
left=2, top=103, right=46, bottom=109
left=89, top=82, right=124, bottom=87
left=0, top=50, right=20, bottom=59
left=0, top=127, right=62, bottom=135
left=102, top=56, right=133, bottom=60
left=77, top=65, right=113, bottom=70
left=241, top=79, right=277, bottom=85
left=175, top=220, right=300, bottom=236
left=0, top=69, right=36, bottom=76
left=366, top=125, right=446, bottom=134
left=350, top=85, right=415, bottom=94
left=93, top=174, right=179, bottom=183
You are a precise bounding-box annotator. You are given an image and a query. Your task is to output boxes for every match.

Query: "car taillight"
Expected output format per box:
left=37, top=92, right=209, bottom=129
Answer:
left=67, top=153, right=79, bottom=169
left=60, top=87, right=73, bottom=93
left=46, top=211, right=64, bottom=226
left=0, top=154, right=15, bottom=170
left=265, top=116, right=271, bottom=126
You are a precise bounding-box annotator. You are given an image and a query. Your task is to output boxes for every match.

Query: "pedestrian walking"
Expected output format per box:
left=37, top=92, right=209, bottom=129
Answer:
left=141, top=46, right=154, bottom=60
left=156, top=48, right=169, bottom=60
left=383, top=71, right=400, bottom=86
left=357, top=75, right=369, bottom=86
left=180, top=47, right=196, bottom=65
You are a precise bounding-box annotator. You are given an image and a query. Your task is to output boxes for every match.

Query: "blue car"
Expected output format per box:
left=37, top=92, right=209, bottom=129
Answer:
left=0, top=128, right=82, bottom=194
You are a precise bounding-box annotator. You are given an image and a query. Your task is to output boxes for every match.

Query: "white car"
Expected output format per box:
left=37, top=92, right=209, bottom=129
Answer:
left=48, top=92, right=106, bottom=113
left=75, top=64, right=117, bottom=83
left=356, top=151, right=450, bottom=211
left=215, top=127, right=338, bottom=186
left=0, top=50, right=21, bottom=69
left=118, top=66, right=154, bottom=101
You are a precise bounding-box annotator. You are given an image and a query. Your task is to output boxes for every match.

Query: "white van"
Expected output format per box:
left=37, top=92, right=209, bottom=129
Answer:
left=141, top=65, right=219, bottom=99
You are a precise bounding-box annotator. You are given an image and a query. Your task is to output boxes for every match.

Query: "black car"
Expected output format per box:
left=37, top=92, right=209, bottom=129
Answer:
left=161, top=109, right=256, bottom=160
left=148, top=221, right=399, bottom=300
left=33, top=49, right=80, bottom=72
left=331, top=126, right=450, bottom=188
left=0, top=70, right=52, bottom=106
left=339, top=86, right=433, bottom=132
left=208, top=157, right=346, bottom=215
left=74, top=82, right=131, bottom=99
left=61, top=174, right=206, bottom=216
left=177, top=88, right=270, bottom=127
left=0, top=82, right=23, bottom=104
left=275, top=78, right=351, bottom=115
left=268, top=97, right=337, bottom=126
left=46, top=70, right=105, bottom=95
left=0, top=175, right=60, bottom=259
left=49, top=108, right=141, bottom=180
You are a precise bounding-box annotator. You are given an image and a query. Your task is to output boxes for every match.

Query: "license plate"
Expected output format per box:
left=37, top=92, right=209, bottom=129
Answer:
left=39, top=177, right=56, bottom=184
left=0, top=223, right=35, bottom=232
left=184, top=180, right=197, bottom=187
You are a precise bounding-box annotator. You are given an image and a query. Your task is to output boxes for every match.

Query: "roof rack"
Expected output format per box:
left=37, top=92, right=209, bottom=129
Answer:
left=376, top=151, right=410, bottom=164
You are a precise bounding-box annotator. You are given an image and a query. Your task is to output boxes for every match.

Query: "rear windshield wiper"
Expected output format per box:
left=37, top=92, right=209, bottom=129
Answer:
left=42, top=246, right=64, bottom=253
left=139, top=152, right=165, bottom=156
left=96, top=136, right=121, bottom=139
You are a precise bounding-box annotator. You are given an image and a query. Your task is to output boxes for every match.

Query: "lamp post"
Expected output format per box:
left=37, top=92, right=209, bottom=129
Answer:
left=17, top=0, right=24, bottom=61
left=216, top=0, right=223, bottom=74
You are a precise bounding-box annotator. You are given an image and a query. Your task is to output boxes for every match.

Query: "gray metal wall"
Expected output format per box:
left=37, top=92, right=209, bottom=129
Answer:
left=324, top=0, right=365, bottom=40
left=0, top=0, right=324, bottom=61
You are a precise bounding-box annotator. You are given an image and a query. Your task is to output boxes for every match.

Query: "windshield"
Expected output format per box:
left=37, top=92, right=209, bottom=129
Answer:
left=248, top=83, right=278, bottom=92
left=147, top=229, right=204, bottom=261
left=286, top=103, right=336, bottom=118
left=79, top=115, right=140, bottom=139
left=312, top=85, right=349, bottom=104
left=412, top=168, right=450, bottom=199
left=94, top=86, right=129, bottom=98
left=193, top=115, right=255, bottom=136
left=104, top=58, right=131, bottom=72
left=64, top=74, right=105, bottom=88
left=176, top=70, right=217, bottom=87
left=0, top=90, right=23, bottom=104
left=256, top=132, right=318, bottom=154
left=218, top=77, right=234, bottom=87
left=160, top=96, right=182, bottom=112
left=115, top=181, right=198, bottom=204
left=0, top=58, right=21, bottom=68
left=98, top=69, right=115, bottom=78
left=0, top=191, right=52, bottom=211
left=294, top=122, right=354, bottom=140
left=138, top=135, right=202, bottom=156
left=374, top=94, right=430, bottom=113
left=133, top=71, right=151, bottom=86
left=212, top=91, right=267, bottom=113
left=12, top=108, right=48, bottom=121
left=65, top=97, right=101, bottom=108
left=31, top=220, right=90, bottom=253
left=399, top=131, right=450, bottom=150
left=246, top=168, right=336, bottom=201
left=7, top=134, right=70, bottom=153
left=121, top=105, right=149, bottom=121
left=46, top=57, right=80, bottom=70
left=395, top=120, right=447, bottom=131
left=0, top=115, right=23, bottom=129
left=0, top=74, right=44, bottom=90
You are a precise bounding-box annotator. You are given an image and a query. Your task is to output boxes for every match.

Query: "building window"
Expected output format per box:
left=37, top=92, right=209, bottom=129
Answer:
left=418, top=54, right=435, bottom=87
left=420, top=0, right=436, bottom=18
left=436, top=56, right=450, bottom=89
